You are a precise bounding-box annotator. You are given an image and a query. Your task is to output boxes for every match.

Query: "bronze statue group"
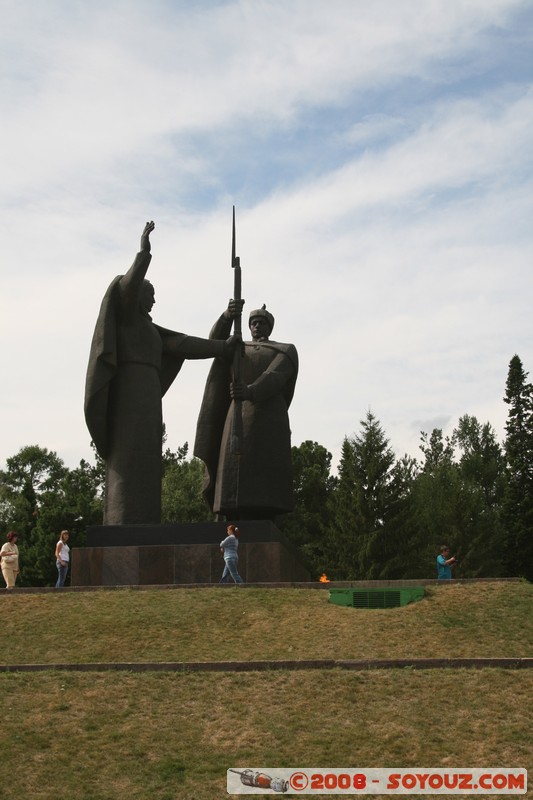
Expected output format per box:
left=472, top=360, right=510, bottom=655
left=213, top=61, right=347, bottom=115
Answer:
left=84, top=220, right=299, bottom=540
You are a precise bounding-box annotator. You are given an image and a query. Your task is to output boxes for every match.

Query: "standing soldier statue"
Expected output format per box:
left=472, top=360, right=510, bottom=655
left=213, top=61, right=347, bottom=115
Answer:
left=194, top=209, right=299, bottom=521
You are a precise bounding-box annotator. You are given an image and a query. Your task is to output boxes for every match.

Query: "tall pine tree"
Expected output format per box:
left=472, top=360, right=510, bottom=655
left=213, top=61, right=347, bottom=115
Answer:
left=502, top=355, right=533, bottom=578
left=330, top=411, right=396, bottom=579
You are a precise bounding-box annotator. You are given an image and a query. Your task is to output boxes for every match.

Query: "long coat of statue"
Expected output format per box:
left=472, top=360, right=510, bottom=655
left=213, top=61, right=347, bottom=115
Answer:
left=194, top=305, right=298, bottom=521
left=84, top=222, right=235, bottom=525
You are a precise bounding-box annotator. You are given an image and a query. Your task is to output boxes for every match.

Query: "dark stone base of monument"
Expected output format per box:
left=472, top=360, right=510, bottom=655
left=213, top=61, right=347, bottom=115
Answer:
left=71, top=521, right=310, bottom=586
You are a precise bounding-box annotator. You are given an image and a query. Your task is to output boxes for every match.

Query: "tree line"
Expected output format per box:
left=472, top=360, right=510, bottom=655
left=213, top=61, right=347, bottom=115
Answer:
left=1, top=355, right=532, bottom=585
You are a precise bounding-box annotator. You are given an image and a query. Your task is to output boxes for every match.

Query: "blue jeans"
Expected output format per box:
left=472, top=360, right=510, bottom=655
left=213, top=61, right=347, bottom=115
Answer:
left=220, top=558, right=244, bottom=584
left=56, top=560, right=69, bottom=587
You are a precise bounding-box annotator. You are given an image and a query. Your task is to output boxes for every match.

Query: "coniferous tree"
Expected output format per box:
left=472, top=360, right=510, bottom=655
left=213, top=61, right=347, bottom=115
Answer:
left=411, top=429, right=462, bottom=576
left=279, top=440, right=337, bottom=577
left=502, top=355, right=533, bottom=578
left=328, top=436, right=360, bottom=578
left=329, top=411, right=396, bottom=579
left=382, top=454, right=426, bottom=578
left=452, top=415, right=506, bottom=576
left=352, top=411, right=397, bottom=577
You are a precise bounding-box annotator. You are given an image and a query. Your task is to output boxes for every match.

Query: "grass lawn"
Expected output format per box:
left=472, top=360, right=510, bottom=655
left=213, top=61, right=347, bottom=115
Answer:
left=0, top=581, right=531, bottom=799
left=1, top=581, right=532, bottom=664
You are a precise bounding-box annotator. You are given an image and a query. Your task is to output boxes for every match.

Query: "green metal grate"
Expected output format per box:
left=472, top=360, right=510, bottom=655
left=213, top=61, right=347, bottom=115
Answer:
left=329, top=587, right=425, bottom=609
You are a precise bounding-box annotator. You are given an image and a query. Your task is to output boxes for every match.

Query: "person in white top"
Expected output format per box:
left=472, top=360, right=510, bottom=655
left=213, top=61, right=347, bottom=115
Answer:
left=1, top=531, right=20, bottom=589
left=55, top=530, right=70, bottom=588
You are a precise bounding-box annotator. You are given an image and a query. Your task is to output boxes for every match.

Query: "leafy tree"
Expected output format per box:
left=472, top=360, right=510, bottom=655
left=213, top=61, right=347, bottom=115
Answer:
left=161, top=443, right=213, bottom=523
left=0, top=445, right=66, bottom=528
left=412, top=418, right=508, bottom=579
left=21, top=458, right=103, bottom=586
left=0, top=446, right=103, bottom=585
left=502, top=355, right=533, bottom=578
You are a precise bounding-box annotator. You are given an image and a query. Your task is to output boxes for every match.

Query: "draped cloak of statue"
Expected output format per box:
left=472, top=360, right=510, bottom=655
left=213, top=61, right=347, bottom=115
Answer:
left=85, top=248, right=228, bottom=525
left=194, top=312, right=299, bottom=520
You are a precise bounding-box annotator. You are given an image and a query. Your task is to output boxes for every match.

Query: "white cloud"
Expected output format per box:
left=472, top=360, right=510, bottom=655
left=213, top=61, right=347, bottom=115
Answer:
left=1, top=0, right=532, bottom=474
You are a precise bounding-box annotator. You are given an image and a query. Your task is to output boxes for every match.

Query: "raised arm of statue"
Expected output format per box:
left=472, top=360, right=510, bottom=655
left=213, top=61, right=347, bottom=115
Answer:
left=209, top=300, right=245, bottom=340
left=140, top=221, right=154, bottom=253
left=119, top=221, right=155, bottom=320
left=223, top=298, right=245, bottom=321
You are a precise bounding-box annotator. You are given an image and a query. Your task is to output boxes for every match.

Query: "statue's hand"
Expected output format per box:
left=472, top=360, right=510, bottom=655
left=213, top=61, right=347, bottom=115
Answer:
left=230, top=381, right=252, bottom=401
left=140, top=221, right=155, bottom=253
left=223, top=298, right=245, bottom=320
left=223, top=334, right=242, bottom=360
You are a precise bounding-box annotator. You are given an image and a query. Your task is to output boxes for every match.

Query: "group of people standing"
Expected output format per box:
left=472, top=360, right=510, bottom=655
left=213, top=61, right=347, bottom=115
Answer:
left=1, top=526, right=243, bottom=588
left=1, top=530, right=70, bottom=590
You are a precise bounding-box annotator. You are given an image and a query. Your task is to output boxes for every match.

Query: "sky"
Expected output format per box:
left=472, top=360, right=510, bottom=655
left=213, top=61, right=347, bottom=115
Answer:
left=1, top=0, right=532, bottom=475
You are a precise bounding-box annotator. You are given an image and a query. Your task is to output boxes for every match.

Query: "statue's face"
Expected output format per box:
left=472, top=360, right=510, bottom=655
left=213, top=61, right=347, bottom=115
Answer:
left=141, top=282, right=155, bottom=313
left=249, top=317, right=270, bottom=341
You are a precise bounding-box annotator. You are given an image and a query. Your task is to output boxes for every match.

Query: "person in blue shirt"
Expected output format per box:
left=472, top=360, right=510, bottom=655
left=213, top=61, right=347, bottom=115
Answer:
left=219, top=524, right=244, bottom=584
left=437, top=545, right=457, bottom=579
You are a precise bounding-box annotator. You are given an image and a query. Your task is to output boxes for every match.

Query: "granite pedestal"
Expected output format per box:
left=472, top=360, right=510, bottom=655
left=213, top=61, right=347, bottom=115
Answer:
left=71, top=521, right=310, bottom=586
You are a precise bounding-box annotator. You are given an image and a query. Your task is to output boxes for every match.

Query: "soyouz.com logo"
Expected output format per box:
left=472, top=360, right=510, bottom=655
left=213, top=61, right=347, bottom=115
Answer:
left=227, top=767, right=527, bottom=794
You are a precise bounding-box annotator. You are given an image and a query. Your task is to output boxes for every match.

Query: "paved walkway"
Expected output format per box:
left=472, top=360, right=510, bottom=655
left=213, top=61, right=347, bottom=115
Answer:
left=0, top=577, right=523, bottom=594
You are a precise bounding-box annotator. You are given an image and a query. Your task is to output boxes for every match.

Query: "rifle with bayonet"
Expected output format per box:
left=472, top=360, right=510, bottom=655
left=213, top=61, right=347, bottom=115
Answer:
left=230, top=206, right=243, bottom=455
